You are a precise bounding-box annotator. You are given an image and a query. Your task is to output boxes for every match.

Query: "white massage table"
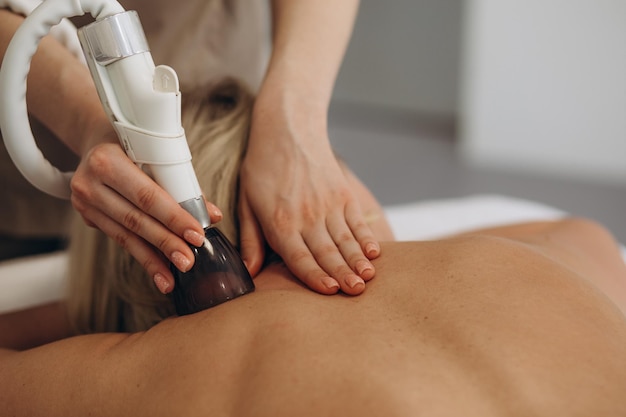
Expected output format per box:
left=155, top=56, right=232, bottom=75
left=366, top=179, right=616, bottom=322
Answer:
left=1, top=194, right=624, bottom=315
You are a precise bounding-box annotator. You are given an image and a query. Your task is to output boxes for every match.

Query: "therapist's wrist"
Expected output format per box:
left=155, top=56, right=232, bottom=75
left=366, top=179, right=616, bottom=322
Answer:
left=78, top=114, right=118, bottom=157
left=251, top=94, right=329, bottom=150
left=254, top=83, right=329, bottom=135
left=257, top=62, right=333, bottom=111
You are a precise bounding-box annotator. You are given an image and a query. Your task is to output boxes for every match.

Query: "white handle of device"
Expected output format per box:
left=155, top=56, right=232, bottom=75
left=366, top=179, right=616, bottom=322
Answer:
left=77, top=11, right=204, bottom=207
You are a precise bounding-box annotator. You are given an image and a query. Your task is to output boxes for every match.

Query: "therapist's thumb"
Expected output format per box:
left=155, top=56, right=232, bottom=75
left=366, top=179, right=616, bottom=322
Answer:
left=238, top=198, right=265, bottom=277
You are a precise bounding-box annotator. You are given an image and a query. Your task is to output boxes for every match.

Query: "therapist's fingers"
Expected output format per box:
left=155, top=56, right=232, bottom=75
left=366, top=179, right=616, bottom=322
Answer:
left=272, top=204, right=378, bottom=295
left=344, top=201, right=381, bottom=261
left=303, top=225, right=368, bottom=296
left=77, top=182, right=195, bottom=272
left=325, top=208, right=376, bottom=282
left=271, top=231, right=342, bottom=295
left=72, top=145, right=201, bottom=250
left=71, top=143, right=223, bottom=286
left=74, top=199, right=174, bottom=293
left=100, top=151, right=207, bottom=240
left=79, top=143, right=221, bottom=239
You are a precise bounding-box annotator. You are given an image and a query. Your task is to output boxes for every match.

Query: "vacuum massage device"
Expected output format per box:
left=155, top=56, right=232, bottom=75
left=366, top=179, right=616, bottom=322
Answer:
left=0, top=0, right=255, bottom=314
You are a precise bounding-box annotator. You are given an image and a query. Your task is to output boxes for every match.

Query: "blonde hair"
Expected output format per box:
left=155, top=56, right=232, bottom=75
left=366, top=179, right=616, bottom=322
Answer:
left=66, top=78, right=254, bottom=334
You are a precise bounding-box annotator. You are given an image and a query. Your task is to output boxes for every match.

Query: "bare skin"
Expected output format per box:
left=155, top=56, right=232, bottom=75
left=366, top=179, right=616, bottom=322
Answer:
left=1, top=218, right=625, bottom=416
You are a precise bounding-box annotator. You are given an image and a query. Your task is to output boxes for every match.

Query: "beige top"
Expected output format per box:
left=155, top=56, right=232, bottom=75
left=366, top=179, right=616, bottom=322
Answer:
left=121, top=0, right=270, bottom=93
left=0, top=0, right=269, bottom=238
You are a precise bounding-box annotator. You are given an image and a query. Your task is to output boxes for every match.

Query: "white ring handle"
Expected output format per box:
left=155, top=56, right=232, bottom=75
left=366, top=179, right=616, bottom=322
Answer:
left=0, top=0, right=125, bottom=199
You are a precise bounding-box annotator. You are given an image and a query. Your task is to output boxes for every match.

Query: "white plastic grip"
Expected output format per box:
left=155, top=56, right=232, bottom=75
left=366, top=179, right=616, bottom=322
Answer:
left=0, top=0, right=125, bottom=199
left=113, top=119, right=203, bottom=204
left=87, top=44, right=202, bottom=203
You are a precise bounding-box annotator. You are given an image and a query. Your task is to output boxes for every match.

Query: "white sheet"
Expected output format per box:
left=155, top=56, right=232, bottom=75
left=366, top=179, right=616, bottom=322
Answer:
left=1, top=194, right=623, bottom=314
left=385, top=194, right=566, bottom=241
left=0, top=251, right=67, bottom=314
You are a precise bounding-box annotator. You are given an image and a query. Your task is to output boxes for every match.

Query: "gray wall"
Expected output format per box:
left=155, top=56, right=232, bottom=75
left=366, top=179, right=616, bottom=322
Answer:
left=460, top=0, right=626, bottom=185
left=333, top=0, right=463, bottom=118
left=334, top=1, right=626, bottom=186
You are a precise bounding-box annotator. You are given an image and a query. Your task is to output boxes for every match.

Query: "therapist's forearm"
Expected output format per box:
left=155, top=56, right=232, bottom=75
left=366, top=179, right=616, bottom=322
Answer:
left=0, top=9, right=112, bottom=156
left=260, top=0, right=359, bottom=116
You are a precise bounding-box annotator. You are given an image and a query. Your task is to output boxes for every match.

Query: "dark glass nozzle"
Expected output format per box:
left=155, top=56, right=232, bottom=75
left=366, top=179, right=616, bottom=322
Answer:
left=171, top=226, right=255, bottom=315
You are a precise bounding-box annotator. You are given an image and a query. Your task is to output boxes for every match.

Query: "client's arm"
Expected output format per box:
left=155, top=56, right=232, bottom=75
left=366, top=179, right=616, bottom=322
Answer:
left=0, top=329, right=135, bottom=416
left=0, top=303, right=72, bottom=350
left=0, top=302, right=130, bottom=414
left=0, top=299, right=142, bottom=415
left=0, top=312, right=232, bottom=416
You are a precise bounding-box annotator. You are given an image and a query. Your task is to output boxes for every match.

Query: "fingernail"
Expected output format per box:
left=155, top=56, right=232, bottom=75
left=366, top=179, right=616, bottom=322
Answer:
left=207, top=202, right=223, bottom=219
left=183, top=229, right=205, bottom=247
left=153, top=273, right=171, bottom=294
left=171, top=251, right=191, bottom=272
left=322, top=277, right=340, bottom=291
left=365, top=242, right=379, bottom=258
left=346, top=275, right=365, bottom=289
left=355, top=260, right=374, bottom=278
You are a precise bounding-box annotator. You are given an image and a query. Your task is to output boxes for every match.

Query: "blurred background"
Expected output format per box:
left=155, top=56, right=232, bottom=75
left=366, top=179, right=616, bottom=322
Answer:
left=328, top=0, right=626, bottom=242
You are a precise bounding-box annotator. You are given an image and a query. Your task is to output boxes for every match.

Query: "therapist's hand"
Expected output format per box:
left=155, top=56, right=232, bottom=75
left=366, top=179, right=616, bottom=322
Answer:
left=238, top=102, right=381, bottom=296
left=70, top=129, right=222, bottom=295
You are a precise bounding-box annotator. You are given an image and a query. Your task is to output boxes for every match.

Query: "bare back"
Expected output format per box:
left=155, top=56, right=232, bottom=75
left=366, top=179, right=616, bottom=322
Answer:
left=6, top=219, right=626, bottom=416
